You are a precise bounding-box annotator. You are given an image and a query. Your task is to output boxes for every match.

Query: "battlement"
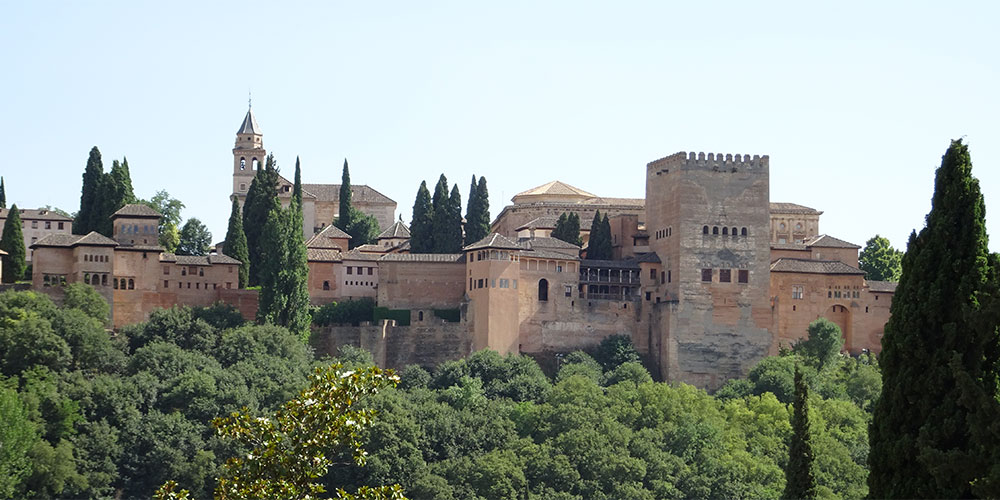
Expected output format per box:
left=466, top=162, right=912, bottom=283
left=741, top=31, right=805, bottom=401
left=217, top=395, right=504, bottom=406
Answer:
left=647, top=151, right=769, bottom=174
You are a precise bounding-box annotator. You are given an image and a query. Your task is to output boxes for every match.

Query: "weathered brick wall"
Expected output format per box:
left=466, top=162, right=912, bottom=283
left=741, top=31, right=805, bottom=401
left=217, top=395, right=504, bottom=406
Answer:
left=311, top=320, right=472, bottom=370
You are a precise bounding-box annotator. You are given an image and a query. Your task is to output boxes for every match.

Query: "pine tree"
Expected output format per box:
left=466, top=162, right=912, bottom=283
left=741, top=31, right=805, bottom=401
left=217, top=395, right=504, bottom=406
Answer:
left=74, top=146, right=104, bottom=234
left=224, top=197, right=250, bottom=288
left=336, top=159, right=353, bottom=231
left=410, top=181, right=434, bottom=253
left=0, top=177, right=6, bottom=209
left=1, top=204, right=27, bottom=283
left=783, top=365, right=817, bottom=500
left=869, top=139, right=1000, bottom=498
left=859, top=234, right=903, bottom=282
left=242, top=154, right=280, bottom=286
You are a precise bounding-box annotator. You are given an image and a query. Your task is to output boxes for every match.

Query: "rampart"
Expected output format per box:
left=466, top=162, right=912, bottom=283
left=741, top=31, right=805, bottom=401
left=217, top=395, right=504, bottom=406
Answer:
left=311, top=319, right=473, bottom=369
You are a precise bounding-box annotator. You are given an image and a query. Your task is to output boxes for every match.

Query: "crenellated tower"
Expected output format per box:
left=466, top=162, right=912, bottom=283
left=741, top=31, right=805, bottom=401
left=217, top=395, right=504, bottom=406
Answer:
left=232, top=106, right=265, bottom=207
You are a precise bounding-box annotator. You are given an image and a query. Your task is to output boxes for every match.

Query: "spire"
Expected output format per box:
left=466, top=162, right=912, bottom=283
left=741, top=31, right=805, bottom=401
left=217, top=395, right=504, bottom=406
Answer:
left=237, top=106, right=261, bottom=135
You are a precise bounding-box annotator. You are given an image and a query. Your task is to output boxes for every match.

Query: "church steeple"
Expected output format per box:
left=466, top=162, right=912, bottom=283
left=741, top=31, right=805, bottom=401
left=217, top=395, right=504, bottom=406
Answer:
left=232, top=105, right=266, bottom=204
left=237, top=107, right=261, bottom=135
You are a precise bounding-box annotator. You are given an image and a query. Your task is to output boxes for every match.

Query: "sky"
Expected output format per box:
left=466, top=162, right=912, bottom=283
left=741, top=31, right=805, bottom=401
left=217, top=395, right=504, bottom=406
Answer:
left=2, top=2, right=999, bottom=252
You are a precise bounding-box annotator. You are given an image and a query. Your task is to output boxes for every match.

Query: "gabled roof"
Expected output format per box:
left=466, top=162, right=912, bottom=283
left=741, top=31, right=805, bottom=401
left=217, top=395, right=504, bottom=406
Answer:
left=306, top=225, right=351, bottom=249
left=301, top=184, right=395, bottom=205
left=514, top=181, right=596, bottom=199
left=521, top=236, right=580, bottom=250
left=173, top=255, right=212, bottom=266
left=113, top=204, right=161, bottom=218
left=379, top=253, right=466, bottom=263
left=804, top=234, right=861, bottom=249
left=237, top=107, right=261, bottom=135
left=464, top=233, right=522, bottom=251
left=342, top=249, right=382, bottom=262
left=32, top=232, right=118, bottom=248
left=867, top=280, right=898, bottom=293
left=770, top=202, right=823, bottom=215
left=377, top=220, right=410, bottom=239
left=636, top=252, right=661, bottom=263
left=209, top=254, right=242, bottom=265
left=0, top=208, right=73, bottom=221
left=515, top=216, right=560, bottom=231
left=307, top=248, right=343, bottom=262
left=770, top=258, right=864, bottom=275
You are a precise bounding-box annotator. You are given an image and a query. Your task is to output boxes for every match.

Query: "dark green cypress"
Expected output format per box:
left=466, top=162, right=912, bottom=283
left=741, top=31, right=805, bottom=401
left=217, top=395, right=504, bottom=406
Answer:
left=336, top=159, right=352, bottom=231
left=783, top=365, right=817, bottom=500
left=464, top=175, right=479, bottom=246
left=869, top=140, right=1000, bottom=498
left=96, top=159, right=137, bottom=236
left=257, top=203, right=311, bottom=339
left=587, top=211, right=612, bottom=260
left=552, top=213, right=568, bottom=242
left=441, top=184, right=463, bottom=253
left=74, top=147, right=104, bottom=234
left=1, top=204, right=27, bottom=283
left=0, top=177, right=6, bottom=209
left=242, top=154, right=280, bottom=286
left=293, top=156, right=303, bottom=209
left=224, top=197, right=250, bottom=288
left=474, top=176, right=491, bottom=243
left=553, top=212, right=583, bottom=247
left=431, top=175, right=451, bottom=253
left=410, top=181, right=434, bottom=253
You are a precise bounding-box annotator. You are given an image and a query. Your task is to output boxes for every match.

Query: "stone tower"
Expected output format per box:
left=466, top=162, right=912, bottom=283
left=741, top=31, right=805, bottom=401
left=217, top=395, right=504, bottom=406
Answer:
left=232, top=106, right=265, bottom=207
left=645, top=152, right=773, bottom=389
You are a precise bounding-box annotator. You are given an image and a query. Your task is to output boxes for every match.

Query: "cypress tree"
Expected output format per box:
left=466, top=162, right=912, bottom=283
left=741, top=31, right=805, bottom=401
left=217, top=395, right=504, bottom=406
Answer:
left=74, top=146, right=104, bottom=234
left=469, top=176, right=491, bottom=245
left=293, top=156, right=303, bottom=208
left=464, top=175, right=480, bottom=246
left=0, top=177, right=6, bottom=209
left=587, top=211, right=612, bottom=260
left=783, top=365, right=817, bottom=500
left=257, top=204, right=311, bottom=339
left=431, top=175, right=451, bottom=253
left=96, top=159, right=137, bottom=236
left=410, top=181, right=434, bottom=253
left=869, top=139, right=1000, bottom=498
left=441, top=184, right=463, bottom=253
left=552, top=213, right=568, bottom=242
left=336, top=159, right=353, bottom=231
left=1, top=204, right=27, bottom=283
left=242, top=154, right=280, bottom=286
left=553, top=212, right=583, bottom=247
left=224, top=197, right=250, bottom=288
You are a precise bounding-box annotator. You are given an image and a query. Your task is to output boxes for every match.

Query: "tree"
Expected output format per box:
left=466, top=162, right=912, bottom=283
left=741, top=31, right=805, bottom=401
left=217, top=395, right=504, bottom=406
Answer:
left=177, top=218, right=212, bottom=256
left=859, top=234, right=903, bottom=281
left=464, top=176, right=490, bottom=246
left=552, top=212, right=582, bottom=247
left=594, top=334, right=640, bottom=371
left=431, top=175, right=461, bottom=253
left=586, top=211, right=612, bottom=260
left=0, top=387, right=37, bottom=497
left=293, top=156, right=303, bottom=208
left=410, top=181, right=434, bottom=253
left=792, top=318, right=844, bottom=371
left=336, top=159, right=353, bottom=232
left=0, top=176, right=6, bottom=209
left=242, top=154, right=280, bottom=286
left=869, top=140, right=1000, bottom=498
left=783, top=366, right=817, bottom=500
left=97, top=158, right=137, bottom=236
left=154, top=364, right=405, bottom=500
left=345, top=208, right=380, bottom=250
left=257, top=205, right=310, bottom=339
left=224, top=197, right=250, bottom=288
left=39, top=205, right=71, bottom=218
left=74, top=147, right=104, bottom=234
left=1, top=203, right=27, bottom=283
left=140, top=190, right=185, bottom=252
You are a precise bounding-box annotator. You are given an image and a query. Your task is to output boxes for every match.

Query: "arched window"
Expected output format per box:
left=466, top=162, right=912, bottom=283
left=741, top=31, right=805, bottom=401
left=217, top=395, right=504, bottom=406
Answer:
left=119, top=278, right=126, bottom=289
left=128, top=279, right=135, bottom=290
left=702, top=225, right=709, bottom=235
left=240, top=158, right=246, bottom=170
left=731, top=227, right=737, bottom=236
left=418, top=311, right=424, bottom=321
left=538, top=279, right=549, bottom=302
left=712, top=226, right=719, bottom=235
left=84, top=273, right=90, bottom=285
left=102, top=274, right=108, bottom=286
left=252, top=158, right=259, bottom=170
left=741, top=227, right=748, bottom=236
left=113, top=278, right=119, bottom=290
left=722, top=227, right=728, bottom=235
left=323, top=281, right=330, bottom=290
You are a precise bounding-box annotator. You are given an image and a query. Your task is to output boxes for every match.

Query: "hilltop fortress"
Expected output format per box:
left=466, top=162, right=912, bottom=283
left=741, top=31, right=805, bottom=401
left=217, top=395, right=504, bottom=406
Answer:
left=28, top=109, right=895, bottom=389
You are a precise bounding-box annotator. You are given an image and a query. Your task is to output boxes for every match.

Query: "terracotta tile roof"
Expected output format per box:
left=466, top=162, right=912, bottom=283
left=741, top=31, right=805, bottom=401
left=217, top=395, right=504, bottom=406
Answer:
left=160, top=254, right=177, bottom=262
left=770, top=258, right=864, bottom=275
left=377, top=220, right=410, bottom=239
left=521, top=236, right=580, bottom=250
left=342, top=249, right=382, bottom=262
left=300, top=184, right=395, bottom=205
left=636, top=252, right=661, bottom=263
left=515, top=216, right=561, bottom=231
left=579, top=258, right=641, bottom=269
left=379, top=253, right=466, bottom=263
left=514, top=181, right=597, bottom=198
left=353, top=244, right=387, bottom=254
left=112, top=204, right=162, bottom=218
left=867, top=280, right=898, bottom=293
left=31, top=233, right=81, bottom=248
left=117, top=244, right=164, bottom=252
left=307, top=248, right=343, bottom=262
left=522, top=249, right=580, bottom=260
left=804, top=234, right=861, bottom=249
left=769, top=202, right=823, bottom=215
left=209, top=254, right=242, bottom=265
left=771, top=242, right=808, bottom=250
left=580, top=197, right=645, bottom=207
left=174, top=255, right=212, bottom=266
left=76, top=232, right=120, bottom=246
left=464, top=233, right=523, bottom=251
left=0, top=208, right=73, bottom=221
left=306, top=225, right=351, bottom=249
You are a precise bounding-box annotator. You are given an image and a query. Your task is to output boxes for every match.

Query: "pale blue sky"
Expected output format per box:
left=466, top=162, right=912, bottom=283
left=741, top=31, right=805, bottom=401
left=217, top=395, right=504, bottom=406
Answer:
left=3, top=2, right=998, bottom=251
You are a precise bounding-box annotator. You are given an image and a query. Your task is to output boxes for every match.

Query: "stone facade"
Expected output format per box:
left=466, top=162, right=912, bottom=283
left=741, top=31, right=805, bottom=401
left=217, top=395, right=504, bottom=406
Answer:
left=0, top=208, right=73, bottom=262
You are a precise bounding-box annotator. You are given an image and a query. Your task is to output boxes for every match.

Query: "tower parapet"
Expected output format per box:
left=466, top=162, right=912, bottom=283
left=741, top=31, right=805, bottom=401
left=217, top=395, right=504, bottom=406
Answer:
left=647, top=151, right=769, bottom=176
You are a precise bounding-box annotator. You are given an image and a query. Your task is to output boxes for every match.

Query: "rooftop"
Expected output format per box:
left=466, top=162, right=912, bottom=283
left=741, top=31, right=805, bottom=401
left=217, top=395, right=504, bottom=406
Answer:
left=804, top=234, right=861, bottom=249
left=237, top=107, right=261, bottom=135
left=867, top=280, right=898, bottom=293
left=301, top=183, right=395, bottom=205
left=306, top=225, right=351, bottom=249
left=113, top=204, right=161, bottom=218
left=31, top=232, right=118, bottom=248
left=770, top=258, right=864, bottom=275
left=464, top=233, right=522, bottom=251
left=513, top=180, right=596, bottom=200
left=377, top=220, right=410, bottom=239
left=379, top=253, right=466, bottom=263
left=770, top=202, right=823, bottom=215
left=0, top=208, right=73, bottom=221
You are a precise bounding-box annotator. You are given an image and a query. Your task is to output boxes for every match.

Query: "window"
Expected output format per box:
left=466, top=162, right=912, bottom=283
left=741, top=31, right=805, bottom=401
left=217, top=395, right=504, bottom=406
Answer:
left=347, top=267, right=352, bottom=275
left=31, top=220, right=38, bottom=229
left=667, top=270, right=671, bottom=283
left=164, top=267, right=170, bottom=275
left=418, top=311, right=424, bottom=321
left=128, top=279, right=134, bottom=290
left=491, top=279, right=496, bottom=288
left=101, top=275, right=107, bottom=286
left=477, top=279, right=484, bottom=289
left=720, top=269, right=731, bottom=282
left=199, top=269, right=204, bottom=277
left=780, top=222, right=786, bottom=231
left=701, top=268, right=712, bottom=282
left=731, top=227, right=737, bottom=236
left=661, top=271, right=665, bottom=283
left=722, top=227, right=728, bottom=235
left=513, top=280, right=517, bottom=289
left=323, top=281, right=330, bottom=290
left=181, top=268, right=187, bottom=276
left=357, top=267, right=363, bottom=275
left=702, top=226, right=709, bottom=235
left=164, top=280, right=169, bottom=288
left=792, top=285, right=804, bottom=299
left=738, top=270, right=749, bottom=283
left=368, top=267, right=373, bottom=275
left=45, top=221, right=51, bottom=229
left=564, top=284, right=572, bottom=297
left=226, top=282, right=232, bottom=289
left=650, top=269, right=656, bottom=280
left=645, top=292, right=651, bottom=301
left=712, top=226, right=719, bottom=235
left=538, top=279, right=548, bottom=301
left=239, top=183, right=246, bottom=191
left=240, top=158, right=246, bottom=170
left=196, top=283, right=200, bottom=289
left=112, top=278, right=117, bottom=289
left=741, top=227, right=747, bottom=236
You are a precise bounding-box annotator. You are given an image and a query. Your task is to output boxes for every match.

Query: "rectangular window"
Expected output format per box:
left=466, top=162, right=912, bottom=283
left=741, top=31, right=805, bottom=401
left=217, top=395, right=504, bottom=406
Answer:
left=719, top=269, right=731, bottom=283
left=58, top=222, right=64, bottom=230
left=738, top=270, right=749, bottom=283
left=368, top=267, right=373, bottom=275
left=31, top=221, right=38, bottom=229
left=199, top=269, right=204, bottom=277
left=792, top=285, right=804, bottom=299
left=491, top=279, right=496, bottom=288
left=556, top=265, right=563, bottom=272
left=164, top=266, right=170, bottom=275
left=226, top=282, right=232, bottom=289
left=347, top=267, right=353, bottom=275
left=667, top=270, right=671, bottom=283
left=564, top=285, right=572, bottom=297
left=45, top=221, right=51, bottom=229
left=650, top=269, right=656, bottom=280
left=164, top=280, right=169, bottom=288
left=645, top=291, right=651, bottom=301
left=357, top=267, right=363, bottom=275
left=477, top=279, right=484, bottom=289
left=661, top=271, right=665, bottom=283
left=701, top=268, right=712, bottom=282
left=513, top=279, right=518, bottom=289
left=470, top=278, right=473, bottom=290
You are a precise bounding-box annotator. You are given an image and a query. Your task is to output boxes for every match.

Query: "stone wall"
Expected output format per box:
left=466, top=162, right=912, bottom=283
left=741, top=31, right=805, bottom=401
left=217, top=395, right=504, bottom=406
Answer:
left=311, top=319, right=473, bottom=370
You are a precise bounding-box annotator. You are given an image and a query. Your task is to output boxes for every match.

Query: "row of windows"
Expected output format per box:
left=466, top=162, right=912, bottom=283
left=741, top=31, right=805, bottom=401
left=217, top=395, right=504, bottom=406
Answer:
left=655, top=227, right=672, bottom=239
left=703, top=226, right=749, bottom=236
left=27, top=220, right=65, bottom=230
left=84, top=254, right=109, bottom=263
left=42, top=274, right=67, bottom=286
left=238, top=157, right=260, bottom=170
left=163, top=281, right=232, bottom=290
left=118, top=224, right=155, bottom=235
left=346, top=266, right=375, bottom=275
left=83, top=273, right=109, bottom=286
left=829, top=290, right=860, bottom=299
left=701, top=268, right=749, bottom=283
left=471, top=278, right=519, bottom=290
left=474, top=250, right=517, bottom=262
left=114, top=278, right=135, bottom=290
left=346, top=281, right=375, bottom=287
left=778, top=222, right=805, bottom=232
left=648, top=268, right=672, bottom=283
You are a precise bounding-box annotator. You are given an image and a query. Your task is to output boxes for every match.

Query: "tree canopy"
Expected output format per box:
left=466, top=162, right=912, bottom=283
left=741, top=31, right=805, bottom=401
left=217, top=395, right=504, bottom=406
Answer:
left=409, top=181, right=433, bottom=253
left=177, top=218, right=212, bottom=256
left=858, top=234, right=903, bottom=282
left=242, top=154, right=280, bottom=286
left=586, top=211, right=613, bottom=260
left=0, top=203, right=27, bottom=283
left=223, top=197, right=250, bottom=288
left=552, top=212, right=583, bottom=247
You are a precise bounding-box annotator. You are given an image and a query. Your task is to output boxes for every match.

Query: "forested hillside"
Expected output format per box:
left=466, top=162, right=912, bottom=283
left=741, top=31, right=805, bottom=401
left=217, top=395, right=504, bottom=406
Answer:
left=0, top=285, right=877, bottom=499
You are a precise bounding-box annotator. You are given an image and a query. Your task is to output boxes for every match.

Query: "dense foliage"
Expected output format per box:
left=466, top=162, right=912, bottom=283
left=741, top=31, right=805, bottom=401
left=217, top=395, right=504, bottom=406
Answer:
left=783, top=366, right=816, bottom=500
left=223, top=197, right=250, bottom=288
left=586, top=211, right=613, bottom=260
left=409, top=181, right=434, bottom=253
left=257, top=195, right=311, bottom=339
left=858, top=235, right=903, bottom=282
left=0, top=203, right=26, bottom=283
left=464, top=176, right=491, bottom=246
left=869, top=139, right=1000, bottom=498
left=551, top=212, right=583, bottom=247
left=139, top=190, right=185, bottom=253
left=177, top=218, right=212, bottom=256
left=242, top=154, right=280, bottom=286
left=73, top=148, right=137, bottom=237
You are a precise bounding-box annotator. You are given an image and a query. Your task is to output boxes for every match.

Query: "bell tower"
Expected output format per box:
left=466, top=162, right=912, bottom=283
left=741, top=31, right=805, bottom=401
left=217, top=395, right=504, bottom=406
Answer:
left=232, top=104, right=265, bottom=207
